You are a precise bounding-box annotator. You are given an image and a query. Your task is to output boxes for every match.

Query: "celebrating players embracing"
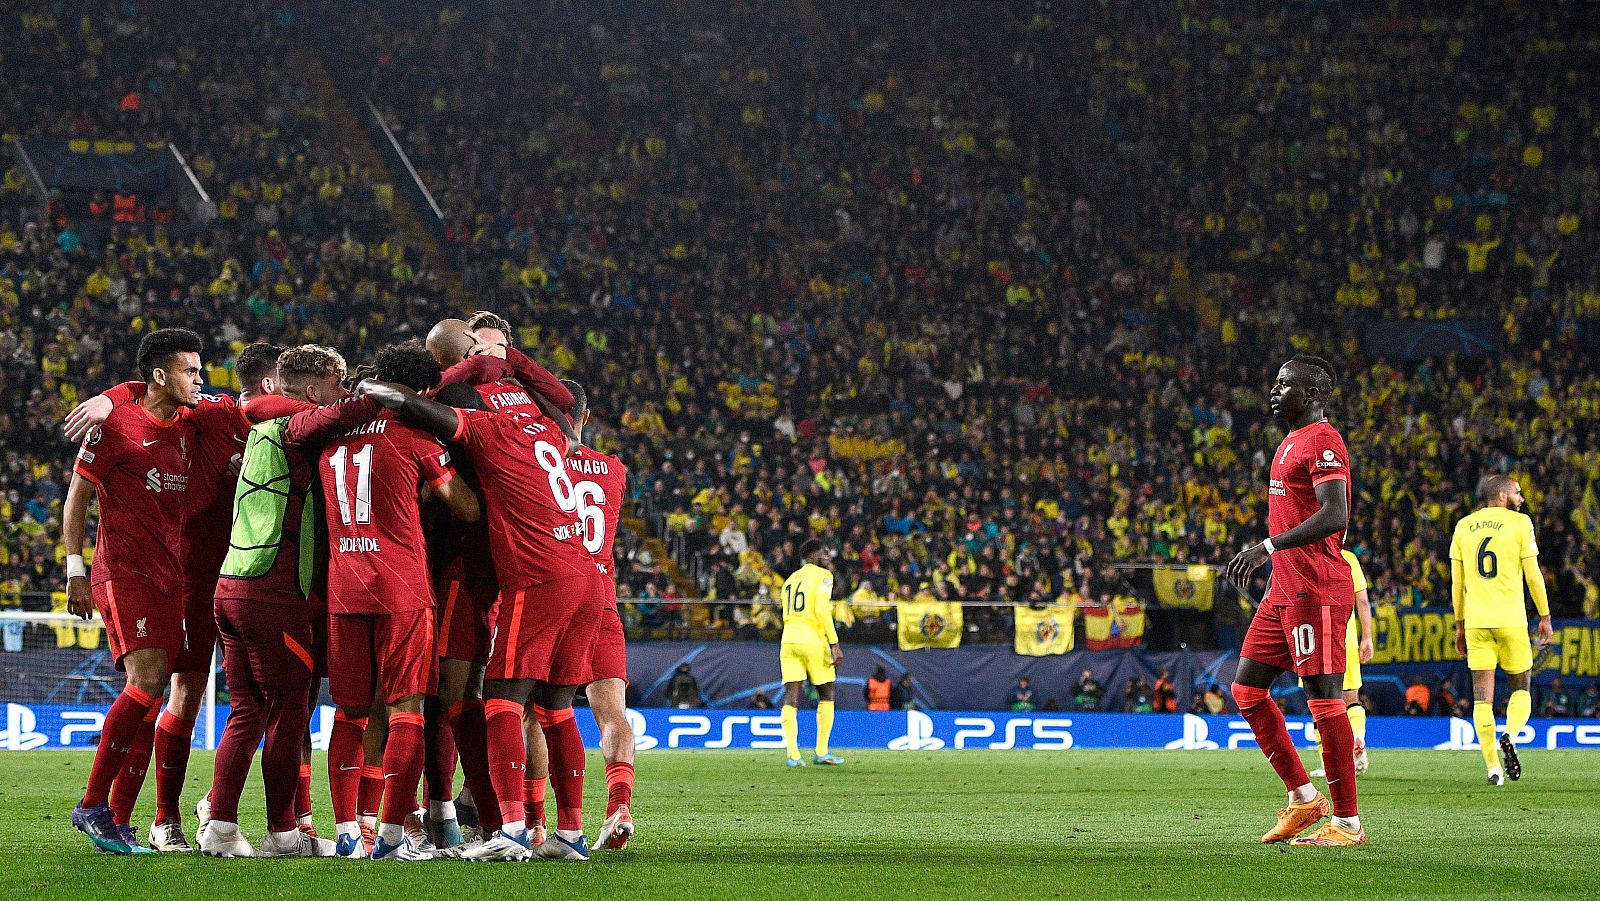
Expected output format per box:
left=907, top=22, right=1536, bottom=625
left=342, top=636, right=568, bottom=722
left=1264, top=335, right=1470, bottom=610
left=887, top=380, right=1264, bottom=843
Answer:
left=1226, top=356, right=1364, bottom=847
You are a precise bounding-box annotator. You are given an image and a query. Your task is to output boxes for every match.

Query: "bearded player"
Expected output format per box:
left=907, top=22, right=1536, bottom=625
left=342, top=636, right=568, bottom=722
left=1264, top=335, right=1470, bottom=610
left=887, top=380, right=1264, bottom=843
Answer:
left=523, top=379, right=637, bottom=851
left=1226, top=356, right=1364, bottom=847
left=64, top=329, right=204, bottom=854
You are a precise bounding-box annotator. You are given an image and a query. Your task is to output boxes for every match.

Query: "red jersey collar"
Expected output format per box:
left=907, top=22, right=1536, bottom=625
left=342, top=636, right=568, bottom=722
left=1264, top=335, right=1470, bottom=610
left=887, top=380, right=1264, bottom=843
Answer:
left=1285, top=418, right=1329, bottom=439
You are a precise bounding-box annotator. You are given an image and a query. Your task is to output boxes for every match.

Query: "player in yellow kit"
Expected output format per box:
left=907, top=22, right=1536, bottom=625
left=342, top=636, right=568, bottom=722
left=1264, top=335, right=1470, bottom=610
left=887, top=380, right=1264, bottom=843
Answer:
left=1449, top=475, right=1554, bottom=786
left=1310, top=549, right=1375, bottom=778
left=778, top=540, right=844, bottom=768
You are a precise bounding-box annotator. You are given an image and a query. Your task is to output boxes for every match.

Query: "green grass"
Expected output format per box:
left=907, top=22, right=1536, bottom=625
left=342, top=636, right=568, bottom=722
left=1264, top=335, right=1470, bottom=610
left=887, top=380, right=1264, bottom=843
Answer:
left=1, top=748, right=1595, bottom=899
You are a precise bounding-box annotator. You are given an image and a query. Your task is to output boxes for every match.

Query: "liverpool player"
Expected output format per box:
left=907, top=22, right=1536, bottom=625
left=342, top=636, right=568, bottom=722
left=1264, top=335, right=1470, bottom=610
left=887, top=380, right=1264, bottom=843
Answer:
left=200, top=344, right=346, bottom=858
left=318, top=343, right=480, bottom=861
left=524, top=379, right=637, bottom=851
left=1226, top=356, right=1363, bottom=846
left=358, top=373, right=602, bottom=862
left=425, top=314, right=576, bottom=848
left=65, top=329, right=203, bottom=854
left=66, top=343, right=277, bottom=851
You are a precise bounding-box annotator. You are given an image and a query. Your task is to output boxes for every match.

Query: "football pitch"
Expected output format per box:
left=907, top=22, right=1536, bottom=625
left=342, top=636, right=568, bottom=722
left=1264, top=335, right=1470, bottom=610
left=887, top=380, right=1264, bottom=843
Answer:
left=1, top=749, right=1595, bottom=899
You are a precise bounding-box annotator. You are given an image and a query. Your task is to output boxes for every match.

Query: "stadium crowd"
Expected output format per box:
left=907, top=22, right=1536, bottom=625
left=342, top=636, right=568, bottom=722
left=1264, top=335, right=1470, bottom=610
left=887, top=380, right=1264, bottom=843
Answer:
left=5, top=0, right=1600, bottom=654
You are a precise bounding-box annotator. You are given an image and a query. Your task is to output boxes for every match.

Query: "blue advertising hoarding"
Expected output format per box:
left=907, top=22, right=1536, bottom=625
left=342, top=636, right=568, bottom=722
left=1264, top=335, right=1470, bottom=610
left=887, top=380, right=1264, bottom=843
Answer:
left=5, top=703, right=1598, bottom=752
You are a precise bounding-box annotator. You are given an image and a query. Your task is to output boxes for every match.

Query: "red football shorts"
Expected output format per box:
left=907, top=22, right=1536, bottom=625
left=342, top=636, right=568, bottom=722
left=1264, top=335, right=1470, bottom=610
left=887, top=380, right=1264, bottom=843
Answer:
left=435, top=578, right=497, bottom=664
left=93, top=579, right=183, bottom=671
left=585, top=583, right=628, bottom=684
left=214, top=596, right=316, bottom=693
left=1241, top=601, right=1353, bottom=678
left=173, top=564, right=221, bottom=673
left=327, top=608, right=439, bottom=706
left=488, top=574, right=609, bottom=684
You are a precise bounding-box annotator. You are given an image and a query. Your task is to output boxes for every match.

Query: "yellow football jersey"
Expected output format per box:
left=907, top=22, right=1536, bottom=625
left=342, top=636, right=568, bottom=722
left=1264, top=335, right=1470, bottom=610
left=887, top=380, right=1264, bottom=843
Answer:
left=1341, top=549, right=1367, bottom=595
left=780, top=563, right=839, bottom=647
left=1449, top=507, right=1538, bottom=629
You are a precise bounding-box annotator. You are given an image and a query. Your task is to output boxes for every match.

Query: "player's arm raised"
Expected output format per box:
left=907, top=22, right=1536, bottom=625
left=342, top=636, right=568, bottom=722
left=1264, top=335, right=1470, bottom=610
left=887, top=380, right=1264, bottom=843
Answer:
left=62, top=471, right=94, bottom=619
left=1226, top=478, right=1348, bottom=589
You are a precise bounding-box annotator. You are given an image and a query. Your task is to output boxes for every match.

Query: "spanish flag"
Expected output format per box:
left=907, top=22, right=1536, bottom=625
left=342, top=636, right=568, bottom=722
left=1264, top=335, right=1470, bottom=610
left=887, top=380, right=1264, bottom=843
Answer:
left=897, top=600, right=963, bottom=650
left=1084, top=600, right=1145, bottom=650
left=1014, top=604, right=1076, bottom=656
left=1152, top=565, right=1215, bottom=611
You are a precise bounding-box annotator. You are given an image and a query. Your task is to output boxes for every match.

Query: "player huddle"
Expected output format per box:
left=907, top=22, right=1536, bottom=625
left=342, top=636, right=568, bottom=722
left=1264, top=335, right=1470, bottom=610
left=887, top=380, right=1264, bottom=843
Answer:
left=62, top=312, right=634, bottom=861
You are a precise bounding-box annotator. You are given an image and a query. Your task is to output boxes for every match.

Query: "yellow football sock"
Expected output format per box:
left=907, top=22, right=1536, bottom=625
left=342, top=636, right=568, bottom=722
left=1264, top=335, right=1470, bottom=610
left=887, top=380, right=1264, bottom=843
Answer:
left=1473, top=702, right=1499, bottom=772
left=815, top=701, right=835, bottom=757
left=781, top=705, right=800, bottom=759
left=1347, top=704, right=1367, bottom=743
left=1506, top=690, right=1531, bottom=745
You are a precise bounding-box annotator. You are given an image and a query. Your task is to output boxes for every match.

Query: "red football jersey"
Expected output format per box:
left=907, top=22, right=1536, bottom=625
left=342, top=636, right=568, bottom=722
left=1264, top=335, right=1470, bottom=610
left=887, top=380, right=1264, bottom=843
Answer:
left=450, top=408, right=598, bottom=590
left=564, top=446, right=627, bottom=573
left=183, top=393, right=250, bottom=577
left=74, top=402, right=195, bottom=588
left=428, top=378, right=537, bottom=584
left=318, top=410, right=455, bottom=614
left=1266, top=419, right=1354, bottom=605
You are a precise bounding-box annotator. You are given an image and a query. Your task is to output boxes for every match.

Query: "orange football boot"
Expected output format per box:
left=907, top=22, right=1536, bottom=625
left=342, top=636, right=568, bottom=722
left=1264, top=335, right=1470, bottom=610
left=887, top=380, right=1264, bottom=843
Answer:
left=1261, top=792, right=1330, bottom=843
left=1292, top=822, right=1367, bottom=846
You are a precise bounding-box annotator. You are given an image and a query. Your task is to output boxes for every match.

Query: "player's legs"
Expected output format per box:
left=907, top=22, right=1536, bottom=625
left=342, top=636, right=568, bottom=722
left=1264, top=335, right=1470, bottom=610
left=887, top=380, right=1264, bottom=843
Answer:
left=371, top=691, right=427, bottom=860
left=147, top=669, right=205, bottom=847
left=441, top=659, right=498, bottom=836
left=327, top=614, right=376, bottom=856
left=1501, top=663, right=1533, bottom=782
left=780, top=642, right=809, bottom=764
left=461, top=676, right=538, bottom=860
left=1466, top=625, right=1505, bottom=780
left=203, top=602, right=265, bottom=854
left=523, top=707, right=549, bottom=837
left=810, top=653, right=841, bottom=764
left=588, top=678, right=636, bottom=851
left=1282, top=604, right=1360, bottom=843
left=368, top=608, right=435, bottom=861
left=530, top=681, right=589, bottom=860
left=76, top=642, right=169, bottom=853
left=1234, top=603, right=1323, bottom=840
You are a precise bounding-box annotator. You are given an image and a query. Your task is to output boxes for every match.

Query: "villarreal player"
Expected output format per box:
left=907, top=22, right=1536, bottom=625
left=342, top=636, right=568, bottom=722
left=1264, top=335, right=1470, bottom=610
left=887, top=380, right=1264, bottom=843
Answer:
left=1310, top=549, right=1376, bottom=779
left=778, top=540, right=844, bottom=768
left=1450, top=475, right=1553, bottom=786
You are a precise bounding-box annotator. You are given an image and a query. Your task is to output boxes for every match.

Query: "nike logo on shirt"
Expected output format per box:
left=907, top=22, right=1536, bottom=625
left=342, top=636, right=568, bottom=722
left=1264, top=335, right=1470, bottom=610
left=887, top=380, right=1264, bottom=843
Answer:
left=142, top=439, right=159, bottom=446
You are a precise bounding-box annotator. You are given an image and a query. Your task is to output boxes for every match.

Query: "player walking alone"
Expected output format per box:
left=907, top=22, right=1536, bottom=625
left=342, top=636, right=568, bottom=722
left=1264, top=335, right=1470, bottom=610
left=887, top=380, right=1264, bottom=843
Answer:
left=1450, top=475, right=1553, bottom=785
left=778, top=540, right=844, bottom=768
left=1226, top=356, right=1365, bottom=846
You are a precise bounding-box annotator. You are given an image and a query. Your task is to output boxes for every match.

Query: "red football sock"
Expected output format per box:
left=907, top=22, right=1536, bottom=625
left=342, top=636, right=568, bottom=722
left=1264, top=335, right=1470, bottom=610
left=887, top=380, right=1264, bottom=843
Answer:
left=380, top=712, right=425, bottom=828
left=449, top=698, right=500, bottom=833
left=523, top=776, right=547, bottom=826
left=1309, top=698, right=1359, bottom=818
left=296, top=763, right=314, bottom=820
left=605, top=761, right=634, bottom=816
left=109, top=703, right=159, bottom=824
left=424, top=703, right=457, bottom=804
left=86, top=685, right=160, bottom=811
left=153, top=710, right=195, bottom=824
left=328, top=711, right=367, bottom=824
left=1231, top=683, right=1311, bottom=793
left=535, top=706, right=585, bottom=832
left=359, top=765, right=385, bottom=820
left=484, top=698, right=528, bottom=831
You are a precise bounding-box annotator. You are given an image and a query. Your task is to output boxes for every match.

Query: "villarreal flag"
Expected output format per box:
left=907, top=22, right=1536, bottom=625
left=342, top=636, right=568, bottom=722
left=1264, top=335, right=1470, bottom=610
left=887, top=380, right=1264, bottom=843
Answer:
left=896, top=600, right=963, bottom=650
left=1152, top=565, right=1215, bottom=611
left=1084, top=600, right=1146, bottom=650
left=1014, top=604, right=1076, bottom=656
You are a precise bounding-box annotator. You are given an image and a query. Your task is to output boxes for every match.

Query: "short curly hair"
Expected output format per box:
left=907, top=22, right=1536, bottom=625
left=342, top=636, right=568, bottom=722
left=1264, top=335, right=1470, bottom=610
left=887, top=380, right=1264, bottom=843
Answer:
left=374, top=340, right=442, bottom=393
left=277, top=344, right=347, bottom=394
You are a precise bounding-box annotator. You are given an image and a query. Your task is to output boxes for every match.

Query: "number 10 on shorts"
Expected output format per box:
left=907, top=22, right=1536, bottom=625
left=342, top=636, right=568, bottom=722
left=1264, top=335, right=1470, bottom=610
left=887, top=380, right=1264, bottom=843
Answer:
left=1292, top=623, right=1316, bottom=659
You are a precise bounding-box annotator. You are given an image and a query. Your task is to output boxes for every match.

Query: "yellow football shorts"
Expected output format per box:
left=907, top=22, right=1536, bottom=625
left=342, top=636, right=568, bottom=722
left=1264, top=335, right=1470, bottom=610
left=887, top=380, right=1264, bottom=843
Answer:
left=1465, top=626, right=1534, bottom=674
left=779, top=642, right=835, bottom=686
left=1342, top=615, right=1362, bottom=692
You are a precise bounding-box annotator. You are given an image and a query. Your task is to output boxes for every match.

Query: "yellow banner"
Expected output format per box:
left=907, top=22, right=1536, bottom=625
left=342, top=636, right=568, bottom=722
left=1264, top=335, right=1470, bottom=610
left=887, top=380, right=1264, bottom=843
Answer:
left=1152, top=565, right=1214, bottom=611
left=1369, top=606, right=1600, bottom=678
left=896, top=601, right=963, bottom=650
left=1014, top=604, right=1076, bottom=656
